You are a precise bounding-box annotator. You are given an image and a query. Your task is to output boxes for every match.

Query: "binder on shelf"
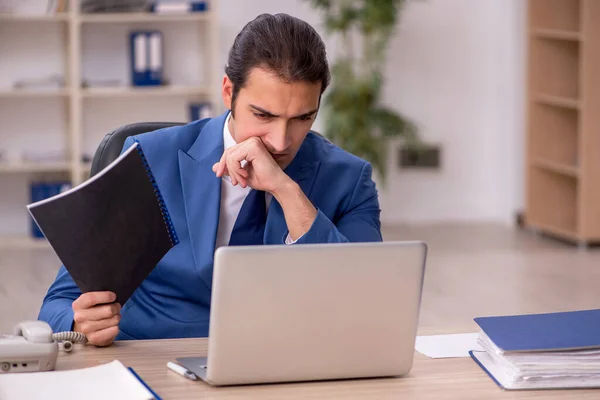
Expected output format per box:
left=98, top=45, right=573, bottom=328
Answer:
left=130, top=31, right=164, bottom=87
left=189, top=102, right=213, bottom=122
left=27, top=141, right=179, bottom=306
left=470, top=309, right=600, bottom=390
left=148, top=32, right=164, bottom=86
left=29, top=181, right=72, bottom=239
left=150, top=1, right=208, bottom=13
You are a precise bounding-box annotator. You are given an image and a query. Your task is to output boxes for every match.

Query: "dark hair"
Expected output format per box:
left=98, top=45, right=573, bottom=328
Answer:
left=225, top=13, right=331, bottom=114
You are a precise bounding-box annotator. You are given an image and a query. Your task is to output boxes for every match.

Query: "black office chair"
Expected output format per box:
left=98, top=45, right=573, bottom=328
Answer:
left=89, top=122, right=184, bottom=177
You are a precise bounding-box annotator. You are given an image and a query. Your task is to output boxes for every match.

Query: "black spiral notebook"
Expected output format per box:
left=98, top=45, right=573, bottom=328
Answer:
left=27, top=141, right=179, bottom=306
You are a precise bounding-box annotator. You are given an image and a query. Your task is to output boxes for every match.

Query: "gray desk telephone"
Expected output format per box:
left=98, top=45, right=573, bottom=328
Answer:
left=0, top=320, right=87, bottom=373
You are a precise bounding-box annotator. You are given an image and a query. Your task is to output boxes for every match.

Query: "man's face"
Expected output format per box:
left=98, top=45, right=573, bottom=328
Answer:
left=221, top=67, right=322, bottom=169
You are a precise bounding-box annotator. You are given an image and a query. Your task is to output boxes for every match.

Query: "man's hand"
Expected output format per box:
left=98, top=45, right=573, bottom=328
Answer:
left=72, top=291, right=121, bottom=347
left=212, top=137, right=287, bottom=193
left=213, top=137, right=317, bottom=241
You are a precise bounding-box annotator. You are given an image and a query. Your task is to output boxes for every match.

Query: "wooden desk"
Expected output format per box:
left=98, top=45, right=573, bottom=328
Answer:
left=55, top=336, right=598, bottom=399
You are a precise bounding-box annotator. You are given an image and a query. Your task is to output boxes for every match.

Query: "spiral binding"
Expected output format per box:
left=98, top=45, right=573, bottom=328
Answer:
left=134, top=139, right=180, bottom=247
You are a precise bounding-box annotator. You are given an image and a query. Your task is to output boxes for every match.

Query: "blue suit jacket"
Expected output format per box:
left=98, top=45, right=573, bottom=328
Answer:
left=38, top=112, right=382, bottom=340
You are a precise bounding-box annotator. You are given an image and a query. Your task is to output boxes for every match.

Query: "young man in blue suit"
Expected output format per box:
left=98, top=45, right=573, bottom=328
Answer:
left=38, top=13, right=382, bottom=346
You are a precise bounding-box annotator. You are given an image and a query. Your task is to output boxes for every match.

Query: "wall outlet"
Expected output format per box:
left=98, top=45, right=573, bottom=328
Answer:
left=398, top=144, right=441, bottom=169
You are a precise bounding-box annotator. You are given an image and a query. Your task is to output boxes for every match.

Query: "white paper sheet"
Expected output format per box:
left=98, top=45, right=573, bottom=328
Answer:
left=415, top=333, right=483, bottom=359
left=0, top=360, right=155, bottom=400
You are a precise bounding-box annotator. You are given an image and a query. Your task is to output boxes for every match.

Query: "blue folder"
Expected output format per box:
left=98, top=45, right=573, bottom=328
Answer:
left=471, top=309, right=600, bottom=390
left=130, top=31, right=163, bottom=87
left=474, top=308, right=600, bottom=353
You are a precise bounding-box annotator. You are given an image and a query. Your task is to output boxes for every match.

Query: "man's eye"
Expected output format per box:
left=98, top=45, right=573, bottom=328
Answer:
left=298, top=115, right=313, bottom=121
left=254, top=113, right=270, bottom=119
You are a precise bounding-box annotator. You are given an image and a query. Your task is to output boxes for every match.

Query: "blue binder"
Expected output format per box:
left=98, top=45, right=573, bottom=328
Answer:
left=30, top=181, right=72, bottom=238
left=130, top=31, right=163, bottom=87
left=470, top=309, right=600, bottom=390
left=189, top=102, right=213, bottom=122
left=149, top=1, right=208, bottom=13
left=474, top=308, right=600, bottom=353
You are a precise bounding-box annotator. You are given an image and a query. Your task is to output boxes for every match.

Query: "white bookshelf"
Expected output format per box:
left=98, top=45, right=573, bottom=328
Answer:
left=81, top=85, right=211, bottom=98
left=0, top=0, right=220, bottom=248
left=0, top=89, right=71, bottom=98
left=0, top=162, right=71, bottom=173
left=79, top=12, right=212, bottom=23
left=0, top=13, right=69, bottom=22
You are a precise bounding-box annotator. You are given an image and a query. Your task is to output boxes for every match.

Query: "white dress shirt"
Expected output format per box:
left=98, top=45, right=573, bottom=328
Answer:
left=214, top=113, right=297, bottom=249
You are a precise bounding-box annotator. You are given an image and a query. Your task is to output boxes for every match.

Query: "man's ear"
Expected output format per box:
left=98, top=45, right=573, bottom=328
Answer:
left=221, top=75, right=233, bottom=110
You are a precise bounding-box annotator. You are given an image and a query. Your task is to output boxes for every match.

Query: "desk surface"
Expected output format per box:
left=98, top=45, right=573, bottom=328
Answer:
left=56, top=334, right=598, bottom=400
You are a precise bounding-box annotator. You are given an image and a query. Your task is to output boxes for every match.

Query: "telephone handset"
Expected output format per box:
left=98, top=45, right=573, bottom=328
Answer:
left=0, top=320, right=88, bottom=374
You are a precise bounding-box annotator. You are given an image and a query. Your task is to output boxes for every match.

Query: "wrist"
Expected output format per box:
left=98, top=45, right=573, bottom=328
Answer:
left=270, top=174, right=299, bottom=202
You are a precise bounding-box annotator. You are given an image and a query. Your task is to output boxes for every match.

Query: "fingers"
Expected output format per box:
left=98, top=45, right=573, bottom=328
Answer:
left=72, top=292, right=122, bottom=347
left=215, top=152, right=227, bottom=178
left=72, top=291, right=116, bottom=310
left=86, top=325, right=120, bottom=347
left=74, top=302, right=121, bottom=323
left=214, top=149, right=234, bottom=181
left=226, top=150, right=247, bottom=188
left=76, top=314, right=121, bottom=336
left=214, top=147, right=250, bottom=187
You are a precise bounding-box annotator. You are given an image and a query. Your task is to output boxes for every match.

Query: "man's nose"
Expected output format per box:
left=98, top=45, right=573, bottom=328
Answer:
left=267, top=124, right=291, bottom=152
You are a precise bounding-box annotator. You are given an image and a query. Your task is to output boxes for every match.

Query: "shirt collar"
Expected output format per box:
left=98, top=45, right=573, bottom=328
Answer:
left=223, top=111, right=237, bottom=150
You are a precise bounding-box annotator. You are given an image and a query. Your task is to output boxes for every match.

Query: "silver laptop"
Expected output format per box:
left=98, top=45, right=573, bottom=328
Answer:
left=177, top=241, right=427, bottom=386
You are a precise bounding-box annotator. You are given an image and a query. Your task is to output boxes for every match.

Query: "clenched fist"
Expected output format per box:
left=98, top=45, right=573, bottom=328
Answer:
left=212, top=136, right=289, bottom=193
left=72, top=291, right=121, bottom=347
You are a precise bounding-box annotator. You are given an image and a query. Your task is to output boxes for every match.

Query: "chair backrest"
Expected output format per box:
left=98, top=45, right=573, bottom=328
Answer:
left=90, top=122, right=184, bottom=177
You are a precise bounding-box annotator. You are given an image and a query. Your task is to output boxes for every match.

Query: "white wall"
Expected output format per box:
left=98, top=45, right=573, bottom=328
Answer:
left=219, top=0, right=527, bottom=225
left=0, top=0, right=526, bottom=235
left=376, top=0, right=526, bottom=224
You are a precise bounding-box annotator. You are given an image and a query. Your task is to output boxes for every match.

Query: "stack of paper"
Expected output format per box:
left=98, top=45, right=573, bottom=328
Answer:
left=0, top=360, right=159, bottom=400
left=470, top=309, right=600, bottom=390
left=415, top=333, right=482, bottom=359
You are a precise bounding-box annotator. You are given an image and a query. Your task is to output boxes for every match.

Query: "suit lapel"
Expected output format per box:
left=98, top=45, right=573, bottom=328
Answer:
left=178, top=113, right=227, bottom=289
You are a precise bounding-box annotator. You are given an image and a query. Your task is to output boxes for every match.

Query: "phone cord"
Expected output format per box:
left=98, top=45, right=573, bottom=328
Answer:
left=52, top=331, right=88, bottom=352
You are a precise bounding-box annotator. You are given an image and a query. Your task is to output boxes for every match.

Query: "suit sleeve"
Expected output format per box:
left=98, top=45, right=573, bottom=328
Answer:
left=38, top=136, right=137, bottom=332
left=287, top=162, right=383, bottom=244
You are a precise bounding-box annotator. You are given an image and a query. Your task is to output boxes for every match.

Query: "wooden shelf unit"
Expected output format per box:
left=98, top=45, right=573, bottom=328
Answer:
left=0, top=235, right=51, bottom=249
left=525, top=0, right=600, bottom=245
left=0, top=13, right=69, bottom=22
left=0, top=162, right=71, bottom=173
left=81, top=85, right=211, bottom=98
left=0, top=0, right=220, bottom=247
left=79, top=12, right=211, bottom=24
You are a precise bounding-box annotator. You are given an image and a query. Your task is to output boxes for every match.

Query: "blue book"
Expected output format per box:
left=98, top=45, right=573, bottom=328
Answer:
left=470, top=309, right=600, bottom=390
